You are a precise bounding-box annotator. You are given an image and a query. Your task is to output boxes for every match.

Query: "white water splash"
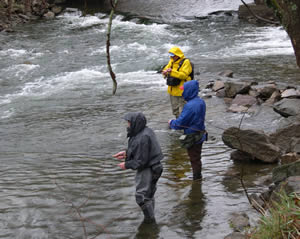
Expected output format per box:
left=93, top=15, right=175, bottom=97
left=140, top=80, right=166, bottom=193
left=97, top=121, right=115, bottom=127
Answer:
left=211, top=26, right=293, bottom=58
left=2, top=64, right=40, bottom=81
left=0, top=49, right=27, bottom=57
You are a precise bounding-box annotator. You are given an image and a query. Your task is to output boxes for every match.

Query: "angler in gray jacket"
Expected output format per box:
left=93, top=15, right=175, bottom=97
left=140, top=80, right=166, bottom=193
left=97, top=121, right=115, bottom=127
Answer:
left=113, top=112, right=163, bottom=223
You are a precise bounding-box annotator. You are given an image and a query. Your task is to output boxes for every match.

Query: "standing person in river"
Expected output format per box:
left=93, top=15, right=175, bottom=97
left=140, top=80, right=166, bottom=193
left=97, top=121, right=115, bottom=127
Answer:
left=168, top=80, right=207, bottom=180
left=113, top=112, right=163, bottom=223
left=162, top=46, right=193, bottom=118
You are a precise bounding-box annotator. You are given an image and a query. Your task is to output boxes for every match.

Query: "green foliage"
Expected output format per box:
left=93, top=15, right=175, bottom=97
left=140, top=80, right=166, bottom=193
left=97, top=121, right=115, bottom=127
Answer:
left=265, top=0, right=283, bottom=23
left=290, top=3, right=298, bottom=11
left=249, top=191, right=300, bottom=239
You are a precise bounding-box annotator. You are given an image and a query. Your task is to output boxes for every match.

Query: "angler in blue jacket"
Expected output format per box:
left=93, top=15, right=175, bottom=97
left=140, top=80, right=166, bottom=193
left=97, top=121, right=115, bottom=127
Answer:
left=168, top=80, right=206, bottom=180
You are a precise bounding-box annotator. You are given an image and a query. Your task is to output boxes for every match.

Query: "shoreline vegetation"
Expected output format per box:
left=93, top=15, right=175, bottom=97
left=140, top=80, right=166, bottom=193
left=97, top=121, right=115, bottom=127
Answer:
left=247, top=191, right=300, bottom=239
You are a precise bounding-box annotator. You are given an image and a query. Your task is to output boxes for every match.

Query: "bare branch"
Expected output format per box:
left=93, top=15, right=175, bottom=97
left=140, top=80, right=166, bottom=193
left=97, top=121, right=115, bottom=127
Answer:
left=54, top=180, right=88, bottom=238
left=240, top=0, right=279, bottom=25
left=54, top=180, right=112, bottom=239
left=106, top=0, right=119, bottom=95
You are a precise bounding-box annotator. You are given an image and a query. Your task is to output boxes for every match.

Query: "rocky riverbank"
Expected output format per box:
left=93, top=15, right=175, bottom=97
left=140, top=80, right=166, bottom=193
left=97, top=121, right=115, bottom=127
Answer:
left=203, top=71, right=300, bottom=239
left=0, top=0, right=64, bottom=32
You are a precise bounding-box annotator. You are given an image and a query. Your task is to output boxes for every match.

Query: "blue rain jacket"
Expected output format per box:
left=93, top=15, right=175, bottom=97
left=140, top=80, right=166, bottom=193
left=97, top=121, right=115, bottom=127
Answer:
left=169, top=80, right=206, bottom=143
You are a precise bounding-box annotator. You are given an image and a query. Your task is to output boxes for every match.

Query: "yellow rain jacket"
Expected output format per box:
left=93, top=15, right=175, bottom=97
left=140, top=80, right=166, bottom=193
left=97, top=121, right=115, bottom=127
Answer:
left=163, top=46, right=193, bottom=96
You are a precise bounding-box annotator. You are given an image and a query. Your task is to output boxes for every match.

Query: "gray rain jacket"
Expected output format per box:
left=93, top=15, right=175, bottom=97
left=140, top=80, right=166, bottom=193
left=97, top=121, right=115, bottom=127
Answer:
left=124, top=112, right=163, bottom=170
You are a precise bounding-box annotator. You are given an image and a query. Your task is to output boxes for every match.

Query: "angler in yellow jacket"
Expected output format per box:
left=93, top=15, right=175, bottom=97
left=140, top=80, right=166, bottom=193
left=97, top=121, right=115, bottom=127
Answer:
left=162, top=46, right=193, bottom=118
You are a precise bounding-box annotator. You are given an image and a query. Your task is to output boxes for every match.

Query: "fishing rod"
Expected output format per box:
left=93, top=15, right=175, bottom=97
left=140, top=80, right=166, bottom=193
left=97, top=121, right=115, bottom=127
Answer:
left=148, top=120, right=226, bottom=132
left=0, top=150, right=106, bottom=160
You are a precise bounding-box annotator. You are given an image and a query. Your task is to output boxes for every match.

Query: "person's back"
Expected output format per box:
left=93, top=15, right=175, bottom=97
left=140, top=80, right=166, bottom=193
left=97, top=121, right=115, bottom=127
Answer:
left=168, top=80, right=206, bottom=180
left=125, top=112, right=163, bottom=170
left=170, top=80, right=206, bottom=135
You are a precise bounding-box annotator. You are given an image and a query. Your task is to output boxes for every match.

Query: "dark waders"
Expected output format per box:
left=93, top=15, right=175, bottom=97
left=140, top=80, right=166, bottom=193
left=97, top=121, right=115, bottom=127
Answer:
left=135, top=163, right=163, bottom=223
left=187, top=143, right=203, bottom=180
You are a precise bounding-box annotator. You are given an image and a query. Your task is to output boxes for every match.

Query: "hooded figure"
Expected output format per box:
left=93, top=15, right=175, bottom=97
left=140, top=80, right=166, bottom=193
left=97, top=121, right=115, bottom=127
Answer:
left=162, top=46, right=193, bottom=118
left=169, top=80, right=206, bottom=180
left=113, top=112, right=163, bottom=223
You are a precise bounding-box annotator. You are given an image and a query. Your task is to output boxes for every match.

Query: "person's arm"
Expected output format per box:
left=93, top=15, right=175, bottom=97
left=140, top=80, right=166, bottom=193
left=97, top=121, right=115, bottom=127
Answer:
left=162, top=60, right=172, bottom=76
left=113, top=151, right=127, bottom=170
left=169, top=104, right=192, bottom=130
left=112, top=151, right=126, bottom=159
left=125, top=135, right=150, bottom=170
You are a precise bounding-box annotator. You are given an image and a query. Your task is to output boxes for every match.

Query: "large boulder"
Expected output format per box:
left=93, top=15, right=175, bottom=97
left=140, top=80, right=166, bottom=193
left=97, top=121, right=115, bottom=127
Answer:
left=224, top=81, right=252, bottom=98
left=269, top=118, right=300, bottom=154
left=281, top=88, right=300, bottom=98
left=231, top=94, right=257, bottom=107
left=273, top=98, right=300, bottom=117
left=222, top=127, right=281, bottom=163
left=212, top=80, right=225, bottom=92
left=264, top=90, right=281, bottom=105
left=251, top=83, right=277, bottom=101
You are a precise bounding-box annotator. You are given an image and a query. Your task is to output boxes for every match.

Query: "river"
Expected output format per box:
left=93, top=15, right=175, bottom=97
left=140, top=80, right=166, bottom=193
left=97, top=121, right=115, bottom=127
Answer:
left=0, top=1, right=299, bottom=238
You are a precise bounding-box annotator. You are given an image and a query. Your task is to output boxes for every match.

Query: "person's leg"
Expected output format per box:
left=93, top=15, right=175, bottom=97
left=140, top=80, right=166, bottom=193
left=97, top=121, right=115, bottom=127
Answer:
left=149, top=163, right=163, bottom=210
left=170, top=95, right=186, bottom=118
left=177, top=96, right=186, bottom=116
left=135, top=168, right=155, bottom=223
left=170, top=95, right=179, bottom=118
left=187, top=143, right=203, bottom=180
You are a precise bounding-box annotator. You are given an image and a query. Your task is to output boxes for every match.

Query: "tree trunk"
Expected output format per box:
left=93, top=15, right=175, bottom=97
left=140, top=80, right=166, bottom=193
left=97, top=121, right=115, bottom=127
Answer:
left=268, top=0, right=300, bottom=68
left=7, top=0, right=13, bottom=20
left=24, top=0, right=32, bottom=16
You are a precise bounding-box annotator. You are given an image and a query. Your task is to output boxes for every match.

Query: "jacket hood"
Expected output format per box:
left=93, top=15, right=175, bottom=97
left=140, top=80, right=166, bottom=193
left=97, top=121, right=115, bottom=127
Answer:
left=124, top=112, right=147, bottom=137
left=169, top=46, right=185, bottom=59
left=182, top=80, right=199, bottom=101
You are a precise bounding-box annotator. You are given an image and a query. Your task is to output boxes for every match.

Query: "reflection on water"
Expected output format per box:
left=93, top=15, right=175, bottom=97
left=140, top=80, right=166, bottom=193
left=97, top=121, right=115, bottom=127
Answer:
left=169, top=182, right=205, bottom=239
left=135, top=221, right=160, bottom=239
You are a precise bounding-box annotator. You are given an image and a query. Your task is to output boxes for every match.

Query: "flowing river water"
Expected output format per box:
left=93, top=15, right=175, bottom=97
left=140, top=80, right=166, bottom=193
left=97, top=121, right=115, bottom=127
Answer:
left=0, top=1, right=300, bottom=238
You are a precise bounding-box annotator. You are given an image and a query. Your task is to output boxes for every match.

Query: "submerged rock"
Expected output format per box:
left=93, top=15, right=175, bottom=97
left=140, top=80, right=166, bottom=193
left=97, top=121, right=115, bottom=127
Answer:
left=224, top=232, right=246, bottom=239
left=229, top=212, right=250, bottom=232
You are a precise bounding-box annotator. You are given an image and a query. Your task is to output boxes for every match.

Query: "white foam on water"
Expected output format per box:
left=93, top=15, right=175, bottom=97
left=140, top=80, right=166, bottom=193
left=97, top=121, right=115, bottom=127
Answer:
left=2, top=64, right=40, bottom=81
left=117, top=70, right=167, bottom=90
left=58, top=11, right=106, bottom=29
left=181, top=0, right=254, bottom=17
left=1, top=109, right=14, bottom=119
left=59, top=9, right=169, bottom=36
left=90, top=45, right=120, bottom=55
left=211, top=26, right=293, bottom=58
left=162, top=43, right=192, bottom=55
left=0, top=68, right=109, bottom=106
left=0, top=48, right=44, bottom=60
left=0, top=49, right=27, bottom=57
